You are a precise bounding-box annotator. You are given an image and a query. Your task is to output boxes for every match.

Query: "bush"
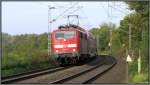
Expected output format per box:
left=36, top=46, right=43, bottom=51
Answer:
left=2, top=33, right=57, bottom=77
left=128, top=58, right=148, bottom=83
left=132, top=73, right=148, bottom=83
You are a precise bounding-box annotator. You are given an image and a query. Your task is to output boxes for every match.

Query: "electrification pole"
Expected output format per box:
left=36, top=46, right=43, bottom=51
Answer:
left=48, top=6, right=55, bottom=57
left=129, top=24, right=131, bottom=56
left=110, top=28, right=112, bottom=55
left=97, top=34, right=99, bottom=55
left=108, top=25, right=112, bottom=55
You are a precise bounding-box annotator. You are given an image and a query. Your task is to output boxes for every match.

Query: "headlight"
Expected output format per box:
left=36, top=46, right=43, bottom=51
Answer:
left=68, top=44, right=77, bottom=47
left=56, top=50, right=59, bottom=52
left=73, top=49, right=76, bottom=52
left=54, top=45, right=63, bottom=48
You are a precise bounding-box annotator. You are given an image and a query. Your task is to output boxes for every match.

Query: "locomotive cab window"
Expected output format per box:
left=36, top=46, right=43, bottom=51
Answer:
left=55, top=31, right=75, bottom=39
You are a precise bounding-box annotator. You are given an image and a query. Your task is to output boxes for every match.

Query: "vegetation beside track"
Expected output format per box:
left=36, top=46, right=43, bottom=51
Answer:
left=90, top=1, right=148, bottom=83
left=2, top=33, right=57, bottom=77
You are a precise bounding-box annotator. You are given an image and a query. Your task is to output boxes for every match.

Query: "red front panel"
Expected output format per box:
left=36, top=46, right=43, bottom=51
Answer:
left=52, top=30, right=78, bottom=54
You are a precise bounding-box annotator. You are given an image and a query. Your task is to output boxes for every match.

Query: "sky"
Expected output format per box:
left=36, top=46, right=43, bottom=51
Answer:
left=2, top=1, right=131, bottom=35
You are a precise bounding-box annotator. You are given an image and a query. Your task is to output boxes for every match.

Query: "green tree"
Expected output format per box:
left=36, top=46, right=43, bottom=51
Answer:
left=90, top=22, right=116, bottom=54
left=119, top=1, right=148, bottom=82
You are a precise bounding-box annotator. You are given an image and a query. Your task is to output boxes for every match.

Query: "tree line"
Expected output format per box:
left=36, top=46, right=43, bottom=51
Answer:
left=2, top=33, right=56, bottom=77
left=89, top=1, right=148, bottom=82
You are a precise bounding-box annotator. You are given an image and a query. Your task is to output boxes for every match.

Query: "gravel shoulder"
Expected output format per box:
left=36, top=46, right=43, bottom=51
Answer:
left=91, top=56, right=128, bottom=83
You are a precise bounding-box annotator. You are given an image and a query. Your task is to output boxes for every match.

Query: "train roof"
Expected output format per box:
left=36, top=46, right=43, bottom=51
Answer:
left=53, top=24, right=87, bottom=33
left=53, top=24, right=96, bottom=39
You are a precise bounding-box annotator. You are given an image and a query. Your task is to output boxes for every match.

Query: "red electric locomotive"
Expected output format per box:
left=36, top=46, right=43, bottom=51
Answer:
left=52, top=24, right=97, bottom=65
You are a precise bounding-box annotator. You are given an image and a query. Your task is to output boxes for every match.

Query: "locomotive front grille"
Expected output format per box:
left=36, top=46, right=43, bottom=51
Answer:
left=58, top=53, right=73, bottom=57
left=54, top=52, right=79, bottom=58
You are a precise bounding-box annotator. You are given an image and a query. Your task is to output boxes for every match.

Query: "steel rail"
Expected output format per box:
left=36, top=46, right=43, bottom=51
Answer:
left=83, top=58, right=117, bottom=83
left=49, top=57, right=116, bottom=84
left=1, top=66, right=73, bottom=84
left=2, top=66, right=58, bottom=80
left=49, top=59, right=105, bottom=84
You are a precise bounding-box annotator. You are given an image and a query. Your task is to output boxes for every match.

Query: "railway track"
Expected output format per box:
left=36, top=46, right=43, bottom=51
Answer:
left=2, top=56, right=117, bottom=84
left=1, top=66, right=73, bottom=84
left=49, top=57, right=117, bottom=84
left=2, top=66, right=57, bottom=80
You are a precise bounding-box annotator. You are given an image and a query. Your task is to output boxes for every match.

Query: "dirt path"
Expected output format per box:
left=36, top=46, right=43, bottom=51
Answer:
left=91, top=57, right=128, bottom=83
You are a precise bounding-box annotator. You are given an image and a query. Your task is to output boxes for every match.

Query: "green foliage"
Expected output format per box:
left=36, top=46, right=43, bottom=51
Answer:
left=89, top=1, right=148, bottom=83
left=126, top=1, right=149, bottom=18
left=132, top=73, right=148, bottom=83
left=129, top=59, right=148, bottom=83
left=111, top=30, right=123, bottom=56
left=90, top=22, right=116, bottom=54
left=119, top=1, right=148, bottom=83
left=2, top=33, right=56, bottom=77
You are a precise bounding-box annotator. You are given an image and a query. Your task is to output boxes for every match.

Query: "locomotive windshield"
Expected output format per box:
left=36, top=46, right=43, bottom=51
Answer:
left=55, top=31, right=75, bottom=39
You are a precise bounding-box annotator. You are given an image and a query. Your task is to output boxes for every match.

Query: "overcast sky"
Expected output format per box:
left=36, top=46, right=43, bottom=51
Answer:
left=2, top=1, right=131, bottom=35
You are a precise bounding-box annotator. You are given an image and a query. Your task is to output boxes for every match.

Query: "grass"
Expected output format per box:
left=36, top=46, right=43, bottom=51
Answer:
left=2, top=60, right=56, bottom=77
left=132, top=73, right=148, bottom=83
left=128, top=59, right=148, bottom=83
left=2, top=49, right=57, bottom=77
left=99, top=50, right=109, bottom=55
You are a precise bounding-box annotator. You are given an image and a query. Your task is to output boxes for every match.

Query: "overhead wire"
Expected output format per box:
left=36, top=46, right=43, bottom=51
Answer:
left=108, top=4, right=129, bottom=15
left=67, top=6, right=83, bottom=25
left=67, top=6, right=83, bottom=15
left=79, top=5, right=93, bottom=30
left=52, top=2, right=79, bottom=22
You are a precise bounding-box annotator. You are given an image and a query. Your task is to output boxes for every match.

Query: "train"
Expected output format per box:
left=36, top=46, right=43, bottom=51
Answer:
left=51, top=24, right=97, bottom=65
